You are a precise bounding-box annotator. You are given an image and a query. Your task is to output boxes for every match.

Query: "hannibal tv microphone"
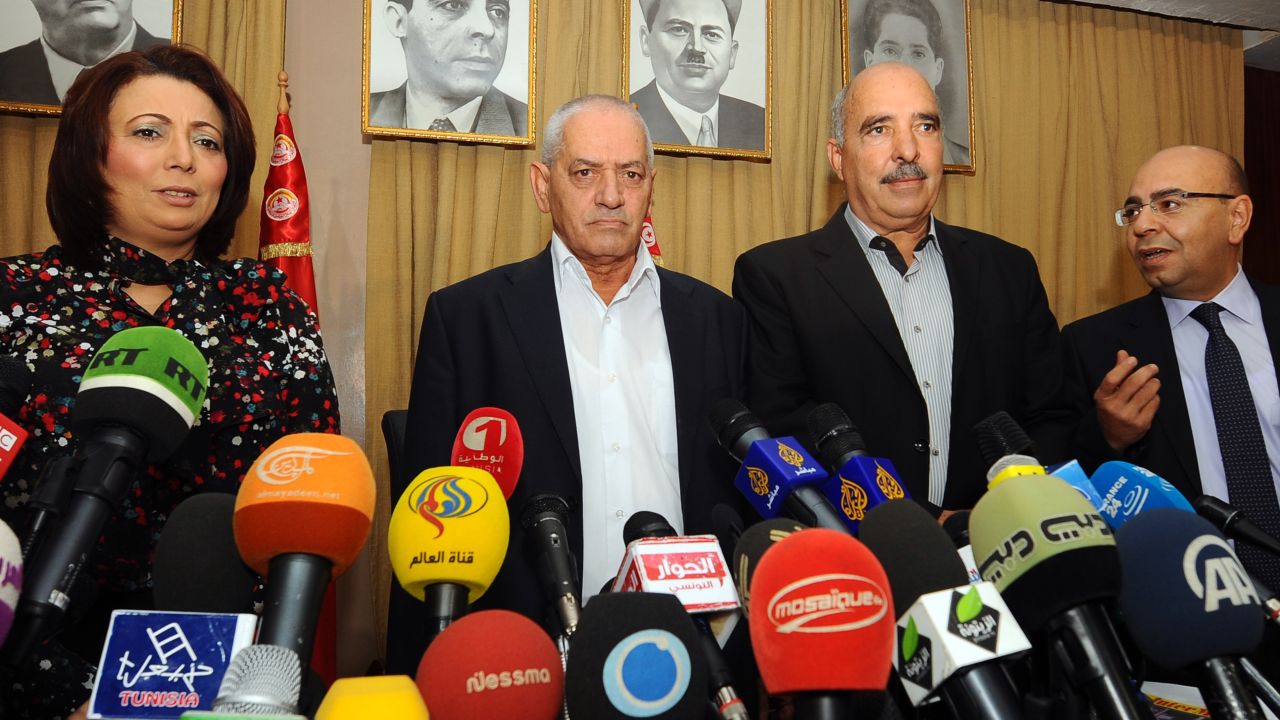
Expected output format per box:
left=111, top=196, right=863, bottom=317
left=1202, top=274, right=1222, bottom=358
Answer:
left=154, top=493, right=256, bottom=614
left=749, top=528, right=896, bottom=719
left=1089, top=461, right=1193, bottom=529
left=388, top=466, right=509, bottom=648
left=806, top=403, right=910, bottom=534
left=520, top=494, right=582, bottom=637
left=859, top=499, right=1030, bottom=718
left=565, top=591, right=709, bottom=719
left=730, top=518, right=805, bottom=614
left=4, top=326, right=209, bottom=663
left=416, top=609, right=564, bottom=720
left=0, top=519, right=21, bottom=647
left=1195, top=495, right=1280, bottom=559
left=315, top=676, right=430, bottom=720
left=234, top=432, right=376, bottom=668
left=709, top=398, right=848, bottom=533
left=970, top=474, right=1152, bottom=720
left=1116, top=509, right=1266, bottom=720
left=451, top=407, right=524, bottom=500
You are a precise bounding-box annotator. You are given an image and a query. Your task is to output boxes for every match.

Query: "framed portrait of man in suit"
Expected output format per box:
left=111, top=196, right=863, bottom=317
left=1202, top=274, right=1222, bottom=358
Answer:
left=0, top=0, right=181, bottom=116
left=842, top=0, right=975, bottom=174
left=363, top=0, right=536, bottom=146
left=623, top=0, right=772, bottom=160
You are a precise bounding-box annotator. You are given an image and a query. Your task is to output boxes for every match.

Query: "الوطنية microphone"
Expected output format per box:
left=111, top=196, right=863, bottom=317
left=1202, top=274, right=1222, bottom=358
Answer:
left=234, top=432, right=376, bottom=668
left=708, top=398, right=848, bottom=533
left=805, top=403, right=911, bottom=534
left=416, top=609, right=564, bottom=720
left=859, top=499, right=1030, bottom=719
left=450, top=407, right=524, bottom=500
left=1089, top=461, right=1194, bottom=529
left=388, top=465, right=509, bottom=649
left=520, top=494, right=582, bottom=638
left=3, top=326, right=209, bottom=663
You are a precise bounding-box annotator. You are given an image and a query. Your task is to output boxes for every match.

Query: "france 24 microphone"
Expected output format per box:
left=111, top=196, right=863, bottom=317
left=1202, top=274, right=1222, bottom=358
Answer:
left=450, top=407, right=524, bottom=500
left=388, top=466, right=509, bottom=648
left=4, top=326, right=209, bottom=663
left=859, top=499, right=1030, bottom=718
left=708, top=398, right=848, bottom=533
left=520, top=494, right=582, bottom=637
left=749, top=528, right=895, bottom=719
left=0, top=357, right=30, bottom=484
left=1117, top=509, right=1266, bottom=720
left=1090, top=461, right=1193, bottom=529
left=416, top=609, right=564, bottom=720
left=806, top=403, right=910, bottom=534
left=234, top=433, right=376, bottom=668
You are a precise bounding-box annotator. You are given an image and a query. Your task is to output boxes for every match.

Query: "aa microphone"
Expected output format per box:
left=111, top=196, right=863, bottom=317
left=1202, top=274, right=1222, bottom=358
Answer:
left=450, top=407, right=524, bottom=500
left=730, top=518, right=806, bottom=614
left=1195, top=495, right=1280, bottom=559
left=806, top=403, right=910, bottom=534
left=969, top=474, right=1151, bottom=720
left=565, top=591, right=709, bottom=719
left=416, top=609, right=564, bottom=720
left=0, top=519, right=21, bottom=647
left=520, top=494, right=582, bottom=637
left=234, top=432, right=376, bottom=668
left=5, top=326, right=209, bottom=663
left=1089, top=461, right=1193, bottom=529
left=0, top=357, right=30, bottom=483
left=388, top=466, right=509, bottom=648
left=315, top=675, right=430, bottom=720
left=859, top=499, right=1030, bottom=718
left=154, top=493, right=256, bottom=614
left=1116, top=509, right=1265, bottom=719
left=709, top=399, right=848, bottom=533
left=749, top=528, right=895, bottom=718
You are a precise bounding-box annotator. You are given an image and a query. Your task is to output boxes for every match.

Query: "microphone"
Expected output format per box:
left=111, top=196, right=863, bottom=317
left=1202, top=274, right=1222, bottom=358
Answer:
left=0, top=519, right=21, bottom=647
left=388, top=466, right=509, bottom=648
left=234, top=432, right=376, bottom=667
left=617, top=511, right=748, bottom=720
left=315, top=676, right=430, bottom=720
left=1116, top=509, right=1265, bottom=719
left=416, top=609, right=564, bottom=720
left=1195, top=495, right=1280, bottom=558
left=1089, top=461, right=1193, bottom=529
left=749, top=528, right=895, bottom=718
left=730, top=518, right=806, bottom=614
left=1046, top=459, right=1107, bottom=510
left=708, top=399, right=848, bottom=533
left=973, top=411, right=1047, bottom=488
left=0, top=357, right=30, bottom=483
left=177, top=643, right=305, bottom=718
left=450, top=407, right=524, bottom=500
left=154, top=493, right=256, bottom=614
left=806, top=403, right=910, bottom=534
left=859, top=499, right=1030, bottom=718
left=941, top=511, right=981, bottom=583
left=564, top=591, right=709, bottom=719
left=969, top=474, right=1151, bottom=720
left=5, top=326, right=209, bottom=662
left=520, top=494, right=582, bottom=637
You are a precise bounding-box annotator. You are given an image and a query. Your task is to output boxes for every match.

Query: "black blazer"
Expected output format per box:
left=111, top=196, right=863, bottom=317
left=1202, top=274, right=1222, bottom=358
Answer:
left=1061, top=278, right=1280, bottom=499
left=0, top=24, right=167, bottom=107
left=387, top=247, right=748, bottom=673
left=733, top=207, right=1072, bottom=509
left=631, top=80, right=766, bottom=150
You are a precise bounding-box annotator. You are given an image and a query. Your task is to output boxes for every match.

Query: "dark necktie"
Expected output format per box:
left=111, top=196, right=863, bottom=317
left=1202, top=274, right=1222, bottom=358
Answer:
left=428, top=117, right=456, bottom=132
left=1190, top=301, right=1280, bottom=592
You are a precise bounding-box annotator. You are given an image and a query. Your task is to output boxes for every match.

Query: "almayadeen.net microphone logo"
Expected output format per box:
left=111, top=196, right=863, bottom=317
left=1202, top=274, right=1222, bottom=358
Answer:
left=767, top=573, right=887, bottom=634
left=406, top=474, right=491, bottom=538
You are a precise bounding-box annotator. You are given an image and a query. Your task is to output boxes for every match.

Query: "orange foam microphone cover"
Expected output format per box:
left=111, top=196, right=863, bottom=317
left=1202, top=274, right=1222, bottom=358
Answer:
left=234, top=433, right=375, bottom=577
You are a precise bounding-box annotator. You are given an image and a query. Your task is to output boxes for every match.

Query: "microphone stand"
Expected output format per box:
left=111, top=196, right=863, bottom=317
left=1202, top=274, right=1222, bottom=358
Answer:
left=1200, top=658, right=1264, bottom=720
left=1240, top=658, right=1280, bottom=718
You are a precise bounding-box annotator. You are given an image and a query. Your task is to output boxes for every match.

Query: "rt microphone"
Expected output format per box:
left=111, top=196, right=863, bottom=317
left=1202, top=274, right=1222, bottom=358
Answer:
left=1194, top=495, right=1280, bottom=559
left=708, top=399, right=848, bottom=533
left=520, top=494, right=582, bottom=637
left=5, top=326, right=209, bottom=663
left=450, top=407, right=524, bottom=500
left=1089, top=461, right=1193, bottom=529
left=806, top=403, right=910, bottom=534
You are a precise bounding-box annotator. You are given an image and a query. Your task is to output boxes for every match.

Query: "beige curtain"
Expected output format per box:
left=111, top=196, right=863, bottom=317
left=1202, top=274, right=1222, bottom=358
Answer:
left=0, top=1, right=287, bottom=261
left=365, top=0, right=1242, bottom=660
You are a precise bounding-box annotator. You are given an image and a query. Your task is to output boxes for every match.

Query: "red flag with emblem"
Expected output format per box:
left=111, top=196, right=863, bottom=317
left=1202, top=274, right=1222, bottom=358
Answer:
left=642, top=214, right=663, bottom=266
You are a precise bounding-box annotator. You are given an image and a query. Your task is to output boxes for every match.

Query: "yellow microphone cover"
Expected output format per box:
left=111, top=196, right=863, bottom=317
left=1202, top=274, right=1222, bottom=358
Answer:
left=315, top=675, right=429, bottom=720
left=388, top=466, right=509, bottom=604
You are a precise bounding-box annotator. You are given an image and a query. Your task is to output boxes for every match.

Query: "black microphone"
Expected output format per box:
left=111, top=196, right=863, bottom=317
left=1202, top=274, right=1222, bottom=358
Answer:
left=153, top=493, right=256, bottom=614
left=1194, top=495, right=1280, bottom=558
left=520, top=494, right=582, bottom=637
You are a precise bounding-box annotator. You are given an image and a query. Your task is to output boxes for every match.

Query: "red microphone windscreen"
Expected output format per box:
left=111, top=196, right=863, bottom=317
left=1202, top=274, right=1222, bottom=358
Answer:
left=450, top=408, right=524, bottom=500
left=748, top=528, right=895, bottom=693
left=416, top=610, right=563, bottom=720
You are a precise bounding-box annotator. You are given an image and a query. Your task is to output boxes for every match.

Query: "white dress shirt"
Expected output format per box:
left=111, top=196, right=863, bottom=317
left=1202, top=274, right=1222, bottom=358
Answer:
left=655, top=83, right=719, bottom=146
left=551, top=234, right=682, bottom=600
left=41, top=22, right=138, bottom=102
left=406, top=92, right=482, bottom=133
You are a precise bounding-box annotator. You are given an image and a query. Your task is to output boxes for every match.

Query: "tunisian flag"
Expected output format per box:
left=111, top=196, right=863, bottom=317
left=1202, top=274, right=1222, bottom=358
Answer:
left=642, top=215, right=664, bottom=266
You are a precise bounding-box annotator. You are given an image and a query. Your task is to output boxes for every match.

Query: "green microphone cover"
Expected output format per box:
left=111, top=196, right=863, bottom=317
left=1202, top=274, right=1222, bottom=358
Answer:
left=74, top=326, right=209, bottom=461
left=969, top=474, right=1121, bottom=632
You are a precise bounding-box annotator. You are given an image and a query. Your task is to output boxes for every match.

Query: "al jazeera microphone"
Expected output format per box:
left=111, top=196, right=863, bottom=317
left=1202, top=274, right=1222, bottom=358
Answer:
left=5, top=326, right=208, bottom=662
left=234, top=433, right=375, bottom=668
left=806, top=403, right=911, bottom=534
left=388, top=466, right=509, bottom=648
left=451, top=407, right=524, bottom=499
left=316, top=675, right=429, bottom=720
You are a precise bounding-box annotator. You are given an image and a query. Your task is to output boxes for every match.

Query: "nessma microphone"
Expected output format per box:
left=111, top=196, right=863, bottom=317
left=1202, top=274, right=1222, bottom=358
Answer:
left=1195, top=494, right=1280, bottom=558
left=154, top=493, right=255, bottom=614
left=806, top=403, right=910, bottom=534
left=315, top=676, right=430, bottom=720
left=709, top=398, right=848, bottom=533
left=0, top=357, right=30, bottom=484
left=234, top=432, right=376, bottom=668
left=5, top=327, right=209, bottom=662
left=0, top=519, right=21, bottom=647
left=416, top=609, right=564, bottom=720
left=1089, top=461, right=1193, bottom=529
left=520, top=494, right=582, bottom=637
left=1116, top=509, right=1265, bottom=719
left=450, top=406, right=524, bottom=500
left=388, top=466, right=509, bottom=647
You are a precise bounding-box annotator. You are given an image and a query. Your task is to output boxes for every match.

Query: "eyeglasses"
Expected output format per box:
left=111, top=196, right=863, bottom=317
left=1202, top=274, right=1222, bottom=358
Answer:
left=1114, top=192, right=1238, bottom=226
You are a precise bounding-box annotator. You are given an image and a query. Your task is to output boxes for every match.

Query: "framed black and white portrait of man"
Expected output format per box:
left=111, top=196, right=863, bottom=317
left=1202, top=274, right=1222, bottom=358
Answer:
left=624, top=0, right=771, bottom=160
left=843, top=0, right=974, bottom=174
left=363, top=0, right=536, bottom=145
left=0, top=0, right=181, bottom=116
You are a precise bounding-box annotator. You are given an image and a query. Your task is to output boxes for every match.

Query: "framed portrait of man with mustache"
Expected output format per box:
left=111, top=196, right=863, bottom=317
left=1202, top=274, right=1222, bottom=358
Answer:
left=363, top=0, right=536, bottom=145
left=624, top=0, right=771, bottom=160
left=0, top=0, right=180, bottom=115
left=842, top=0, right=975, bottom=174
